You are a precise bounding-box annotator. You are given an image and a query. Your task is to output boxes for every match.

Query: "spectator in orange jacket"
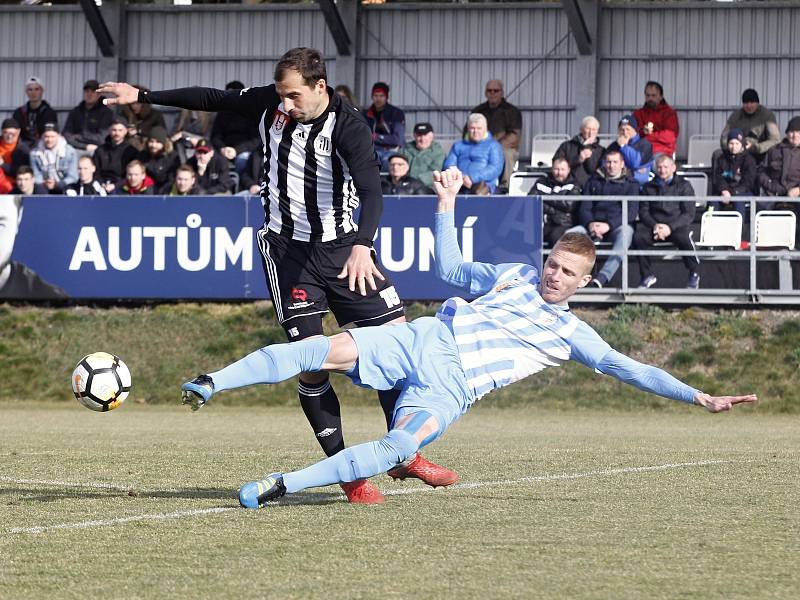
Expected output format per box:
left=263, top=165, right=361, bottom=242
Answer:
left=633, top=81, right=679, bottom=157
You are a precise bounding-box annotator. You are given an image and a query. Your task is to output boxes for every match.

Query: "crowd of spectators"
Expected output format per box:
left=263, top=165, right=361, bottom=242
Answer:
left=5, top=75, right=800, bottom=291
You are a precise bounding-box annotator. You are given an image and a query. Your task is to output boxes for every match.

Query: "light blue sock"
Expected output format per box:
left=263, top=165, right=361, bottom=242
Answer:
left=208, top=337, right=331, bottom=393
left=283, top=429, right=420, bottom=493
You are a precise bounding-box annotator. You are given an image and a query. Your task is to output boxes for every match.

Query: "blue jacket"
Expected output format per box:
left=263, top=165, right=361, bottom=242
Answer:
left=30, top=137, right=78, bottom=192
left=581, top=173, right=640, bottom=230
left=606, top=135, right=653, bottom=185
left=443, top=135, right=504, bottom=193
left=365, top=103, right=406, bottom=150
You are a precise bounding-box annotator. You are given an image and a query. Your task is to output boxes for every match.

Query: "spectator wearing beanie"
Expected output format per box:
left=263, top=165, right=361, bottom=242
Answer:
left=720, top=88, right=781, bottom=161
left=0, top=118, right=31, bottom=178
left=365, top=82, right=406, bottom=169
left=380, top=153, right=431, bottom=195
left=759, top=116, right=800, bottom=202
left=710, top=128, right=757, bottom=218
left=604, top=114, right=653, bottom=186
left=139, top=126, right=180, bottom=194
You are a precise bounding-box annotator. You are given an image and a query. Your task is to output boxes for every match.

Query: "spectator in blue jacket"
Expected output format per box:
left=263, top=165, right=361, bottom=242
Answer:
left=29, top=123, right=78, bottom=194
left=605, top=114, right=653, bottom=186
left=443, top=113, right=504, bottom=195
left=365, top=82, right=405, bottom=169
left=570, top=150, right=639, bottom=287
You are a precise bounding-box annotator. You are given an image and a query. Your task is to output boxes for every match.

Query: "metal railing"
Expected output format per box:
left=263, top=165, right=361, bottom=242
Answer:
left=540, top=196, right=800, bottom=305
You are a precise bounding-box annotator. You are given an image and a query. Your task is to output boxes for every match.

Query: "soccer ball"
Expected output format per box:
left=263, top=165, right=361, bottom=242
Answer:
left=71, top=352, right=132, bottom=412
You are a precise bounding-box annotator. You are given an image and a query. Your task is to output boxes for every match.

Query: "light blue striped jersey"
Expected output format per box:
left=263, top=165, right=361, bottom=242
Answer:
left=435, top=263, right=610, bottom=401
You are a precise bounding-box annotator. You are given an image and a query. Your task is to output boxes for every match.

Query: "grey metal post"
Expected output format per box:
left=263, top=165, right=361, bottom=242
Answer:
left=333, top=0, right=358, bottom=93
left=97, top=1, right=124, bottom=84
left=569, top=0, right=598, bottom=129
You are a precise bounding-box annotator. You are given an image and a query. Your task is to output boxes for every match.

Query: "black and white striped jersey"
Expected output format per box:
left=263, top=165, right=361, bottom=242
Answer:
left=141, top=85, right=382, bottom=245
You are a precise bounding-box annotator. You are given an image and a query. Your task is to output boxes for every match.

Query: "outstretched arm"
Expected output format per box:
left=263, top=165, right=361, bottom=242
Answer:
left=433, top=168, right=527, bottom=295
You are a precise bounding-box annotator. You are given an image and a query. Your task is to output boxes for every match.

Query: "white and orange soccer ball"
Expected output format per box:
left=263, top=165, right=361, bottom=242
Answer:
left=71, top=352, right=131, bottom=412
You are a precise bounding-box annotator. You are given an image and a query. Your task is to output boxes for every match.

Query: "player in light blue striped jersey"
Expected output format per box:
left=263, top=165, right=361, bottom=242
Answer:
left=181, top=167, right=757, bottom=508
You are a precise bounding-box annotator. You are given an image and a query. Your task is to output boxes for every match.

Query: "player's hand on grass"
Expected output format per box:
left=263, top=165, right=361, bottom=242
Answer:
left=98, top=82, right=140, bottom=106
left=694, top=392, right=757, bottom=413
left=338, top=244, right=384, bottom=296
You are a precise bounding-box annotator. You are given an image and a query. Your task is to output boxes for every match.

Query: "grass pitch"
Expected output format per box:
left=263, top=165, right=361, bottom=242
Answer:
left=1, top=404, right=797, bottom=599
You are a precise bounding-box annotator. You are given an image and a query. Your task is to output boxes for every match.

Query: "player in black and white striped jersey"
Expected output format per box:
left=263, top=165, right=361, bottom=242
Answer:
left=100, top=48, right=458, bottom=503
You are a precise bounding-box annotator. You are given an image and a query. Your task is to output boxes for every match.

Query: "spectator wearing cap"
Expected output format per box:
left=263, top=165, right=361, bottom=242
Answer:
left=443, top=113, right=504, bottom=195
left=12, top=77, right=58, bottom=145
left=605, top=114, right=653, bottom=186
left=29, top=123, right=78, bottom=194
left=720, top=89, right=781, bottom=162
left=120, top=85, right=167, bottom=151
left=467, top=79, right=522, bottom=188
left=114, top=160, right=155, bottom=195
left=380, top=154, right=431, bottom=196
left=759, top=116, right=800, bottom=204
left=210, top=80, right=261, bottom=174
left=553, top=116, right=605, bottom=187
left=632, top=81, right=679, bottom=157
left=138, top=126, right=180, bottom=194
left=66, top=155, right=107, bottom=197
left=169, top=164, right=205, bottom=196
left=62, top=79, right=115, bottom=157
left=187, top=138, right=233, bottom=195
left=399, top=122, right=445, bottom=188
left=710, top=128, right=757, bottom=218
left=365, top=82, right=406, bottom=169
left=0, top=118, right=31, bottom=179
left=93, top=118, right=139, bottom=193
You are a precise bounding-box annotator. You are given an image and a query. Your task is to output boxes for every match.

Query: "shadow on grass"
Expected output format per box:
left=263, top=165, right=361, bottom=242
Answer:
left=3, top=485, right=344, bottom=506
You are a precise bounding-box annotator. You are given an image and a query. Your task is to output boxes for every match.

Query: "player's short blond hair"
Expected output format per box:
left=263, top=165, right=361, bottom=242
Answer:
left=553, top=232, right=596, bottom=273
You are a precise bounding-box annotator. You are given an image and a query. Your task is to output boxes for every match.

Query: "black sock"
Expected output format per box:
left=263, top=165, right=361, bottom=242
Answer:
left=377, top=388, right=401, bottom=430
left=298, top=378, right=344, bottom=457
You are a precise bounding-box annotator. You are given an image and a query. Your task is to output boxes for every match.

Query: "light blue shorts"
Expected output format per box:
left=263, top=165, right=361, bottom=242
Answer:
left=346, top=317, right=474, bottom=439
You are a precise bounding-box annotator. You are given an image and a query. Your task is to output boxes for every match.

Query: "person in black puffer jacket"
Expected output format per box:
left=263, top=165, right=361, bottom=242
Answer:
left=634, top=154, right=699, bottom=289
left=534, top=157, right=581, bottom=246
left=381, top=154, right=431, bottom=195
left=139, top=127, right=180, bottom=194
left=711, top=128, right=757, bottom=217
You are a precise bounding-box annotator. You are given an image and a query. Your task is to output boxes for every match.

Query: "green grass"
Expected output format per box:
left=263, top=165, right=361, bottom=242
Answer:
left=1, top=405, right=797, bottom=599
left=1, top=303, right=798, bottom=412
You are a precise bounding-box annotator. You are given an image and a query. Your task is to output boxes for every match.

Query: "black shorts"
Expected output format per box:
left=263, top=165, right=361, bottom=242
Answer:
left=257, top=228, right=405, bottom=340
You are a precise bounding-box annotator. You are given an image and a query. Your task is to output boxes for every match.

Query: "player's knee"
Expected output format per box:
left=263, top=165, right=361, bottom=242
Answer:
left=382, top=429, right=420, bottom=465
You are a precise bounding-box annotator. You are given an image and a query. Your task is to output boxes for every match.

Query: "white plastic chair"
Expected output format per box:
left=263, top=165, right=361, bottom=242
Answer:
left=686, top=134, right=719, bottom=168
left=530, top=134, right=569, bottom=168
left=508, top=171, right=542, bottom=196
left=696, top=210, right=742, bottom=249
left=755, top=210, right=796, bottom=249
left=677, top=171, right=708, bottom=197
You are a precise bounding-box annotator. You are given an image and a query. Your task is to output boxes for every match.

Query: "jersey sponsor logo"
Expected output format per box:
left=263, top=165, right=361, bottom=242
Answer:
left=379, top=286, right=401, bottom=308
left=316, top=427, right=338, bottom=438
left=314, top=135, right=332, bottom=156
left=272, top=110, right=289, bottom=134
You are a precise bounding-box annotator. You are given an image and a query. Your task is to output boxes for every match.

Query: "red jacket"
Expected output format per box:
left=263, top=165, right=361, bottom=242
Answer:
left=633, top=100, right=679, bottom=156
left=0, top=168, right=12, bottom=194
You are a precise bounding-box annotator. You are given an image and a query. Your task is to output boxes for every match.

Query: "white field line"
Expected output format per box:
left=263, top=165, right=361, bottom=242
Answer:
left=7, top=460, right=728, bottom=535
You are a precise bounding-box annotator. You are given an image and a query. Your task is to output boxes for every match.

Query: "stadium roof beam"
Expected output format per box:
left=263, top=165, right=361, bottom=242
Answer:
left=318, top=0, right=352, bottom=56
left=79, top=0, right=115, bottom=58
left=562, top=0, right=593, bottom=55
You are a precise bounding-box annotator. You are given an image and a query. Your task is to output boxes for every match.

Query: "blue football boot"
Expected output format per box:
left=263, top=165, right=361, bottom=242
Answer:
left=181, top=374, right=214, bottom=411
left=239, top=474, right=287, bottom=509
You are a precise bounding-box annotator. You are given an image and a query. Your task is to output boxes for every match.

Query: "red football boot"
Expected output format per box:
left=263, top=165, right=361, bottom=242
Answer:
left=340, top=479, right=385, bottom=504
left=387, top=453, right=459, bottom=487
